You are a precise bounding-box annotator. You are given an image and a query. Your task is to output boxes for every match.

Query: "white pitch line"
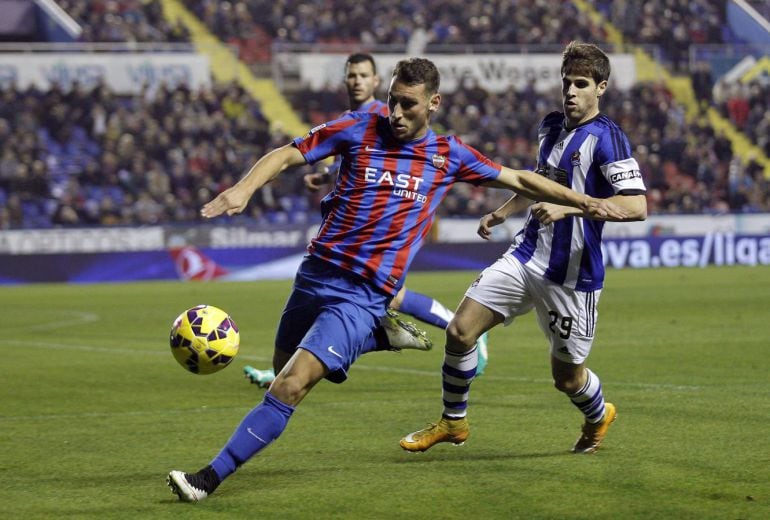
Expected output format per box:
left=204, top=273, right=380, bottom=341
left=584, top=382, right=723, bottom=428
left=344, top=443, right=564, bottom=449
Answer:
left=0, top=337, right=704, bottom=392
left=15, top=311, right=101, bottom=332
left=355, top=364, right=704, bottom=391
left=0, top=405, right=251, bottom=422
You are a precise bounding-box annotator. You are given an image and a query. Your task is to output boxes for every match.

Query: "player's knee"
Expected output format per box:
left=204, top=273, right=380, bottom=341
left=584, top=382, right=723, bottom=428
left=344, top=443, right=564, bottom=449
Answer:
left=553, top=374, right=582, bottom=395
left=269, top=374, right=307, bottom=406
left=445, top=320, right=477, bottom=353
left=389, top=288, right=406, bottom=310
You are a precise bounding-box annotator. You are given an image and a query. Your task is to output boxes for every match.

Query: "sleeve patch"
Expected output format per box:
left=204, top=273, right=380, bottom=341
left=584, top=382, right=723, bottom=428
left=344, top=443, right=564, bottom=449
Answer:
left=309, top=123, right=327, bottom=135
left=609, top=171, right=642, bottom=183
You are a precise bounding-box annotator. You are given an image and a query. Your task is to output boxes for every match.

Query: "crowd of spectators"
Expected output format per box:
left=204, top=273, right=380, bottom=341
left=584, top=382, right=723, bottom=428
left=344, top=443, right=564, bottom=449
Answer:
left=586, top=0, right=730, bottom=72
left=59, top=0, right=191, bottom=43
left=1, top=0, right=767, bottom=229
left=183, top=0, right=606, bottom=62
left=715, top=77, right=770, bottom=158
left=0, top=81, right=316, bottom=229
left=2, top=74, right=767, bottom=229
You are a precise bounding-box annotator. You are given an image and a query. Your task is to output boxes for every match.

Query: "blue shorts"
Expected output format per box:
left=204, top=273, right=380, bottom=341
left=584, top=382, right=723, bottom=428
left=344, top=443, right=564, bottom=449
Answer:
left=275, top=255, right=391, bottom=383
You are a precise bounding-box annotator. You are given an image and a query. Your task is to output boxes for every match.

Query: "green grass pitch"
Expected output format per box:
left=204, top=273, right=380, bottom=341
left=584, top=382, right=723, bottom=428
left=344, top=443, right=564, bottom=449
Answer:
left=1, top=266, right=768, bottom=519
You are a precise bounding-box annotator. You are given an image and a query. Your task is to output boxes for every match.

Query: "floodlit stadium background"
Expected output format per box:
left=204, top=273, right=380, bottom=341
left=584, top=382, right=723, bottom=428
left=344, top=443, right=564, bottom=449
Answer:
left=0, top=0, right=768, bottom=281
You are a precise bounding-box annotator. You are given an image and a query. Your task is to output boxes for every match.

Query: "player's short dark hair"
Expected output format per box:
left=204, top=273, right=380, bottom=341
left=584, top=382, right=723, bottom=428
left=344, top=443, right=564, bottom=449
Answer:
left=346, top=53, right=377, bottom=74
left=392, top=58, right=440, bottom=95
left=561, top=41, right=610, bottom=84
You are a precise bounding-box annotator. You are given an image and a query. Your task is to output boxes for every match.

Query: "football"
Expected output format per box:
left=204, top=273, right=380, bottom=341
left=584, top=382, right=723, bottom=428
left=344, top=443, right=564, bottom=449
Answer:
left=169, top=304, right=240, bottom=374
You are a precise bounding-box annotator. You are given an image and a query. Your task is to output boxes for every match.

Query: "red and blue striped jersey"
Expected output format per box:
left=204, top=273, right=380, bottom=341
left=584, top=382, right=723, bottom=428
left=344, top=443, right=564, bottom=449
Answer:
left=325, top=99, right=389, bottom=174
left=294, top=111, right=502, bottom=295
left=357, top=99, right=388, bottom=116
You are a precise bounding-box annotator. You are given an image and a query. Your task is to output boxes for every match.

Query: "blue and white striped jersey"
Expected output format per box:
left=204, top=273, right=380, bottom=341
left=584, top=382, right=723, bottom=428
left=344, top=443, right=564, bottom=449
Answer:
left=509, top=111, right=646, bottom=291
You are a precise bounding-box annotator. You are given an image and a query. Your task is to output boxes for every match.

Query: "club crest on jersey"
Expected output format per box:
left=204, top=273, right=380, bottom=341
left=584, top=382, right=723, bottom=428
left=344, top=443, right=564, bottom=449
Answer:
left=432, top=154, right=446, bottom=169
left=571, top=151, right=581, bottom=166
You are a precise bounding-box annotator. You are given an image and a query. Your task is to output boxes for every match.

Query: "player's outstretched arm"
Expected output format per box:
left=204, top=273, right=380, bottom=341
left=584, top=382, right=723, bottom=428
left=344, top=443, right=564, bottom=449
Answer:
left=531, top=194, right=647, bottom=224
left=201, top=144, right=307, bottom=218
left=600, top=193, right=647, bottom=221
left=477, top=195, right=532, bottom=240
left=489, top=167, right=629, bottom=220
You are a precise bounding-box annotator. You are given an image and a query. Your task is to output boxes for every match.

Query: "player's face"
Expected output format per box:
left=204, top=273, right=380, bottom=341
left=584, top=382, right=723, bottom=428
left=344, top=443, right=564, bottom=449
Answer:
left=387, top=79, right=440, bottom=142
left=562, top=73, right=606, bottom=128
left=345, top=61, right=379, bottom=108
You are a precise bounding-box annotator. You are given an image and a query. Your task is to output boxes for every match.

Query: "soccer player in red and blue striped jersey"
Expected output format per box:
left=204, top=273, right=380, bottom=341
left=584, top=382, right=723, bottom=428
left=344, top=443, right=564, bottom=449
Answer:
left=167, top=57, right=627, bottom=502
left=294, top=53, right=489, bottom=376
left=245, top=53, right=474, bottom=389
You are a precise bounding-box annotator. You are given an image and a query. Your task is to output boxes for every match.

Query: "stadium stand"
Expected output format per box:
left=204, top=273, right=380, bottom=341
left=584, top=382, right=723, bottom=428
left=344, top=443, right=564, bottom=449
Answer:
left=182, top=0, right=606, bottom=57
left=748, top=0, right=770, bottom=20
left=58, top=0, right=191, bottom=43
left=0, top=80, right=314, bottom=228
left=585, top=0, right=730, bottom=71
left=0, top=0, right=768, bottom=229
left=716, top=77, right=770, bottom=156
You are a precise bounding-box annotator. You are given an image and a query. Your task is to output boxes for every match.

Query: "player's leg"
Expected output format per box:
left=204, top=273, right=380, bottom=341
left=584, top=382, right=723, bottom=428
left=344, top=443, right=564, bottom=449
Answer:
left=243, top=347, right=294, bottom=388
left=533, top=283, right=615, bottom=453
left=399, top=296, right=501, bottom=452
left=169, top=258, right=388, bottom=502
left=551, top=356, right=616, bottom=454
left=210, top=349, right=324, bottom=475
left=441, top=296, right=502, bottom=417
left=391, top=286, right=454, bottom=329
left=246, top=309, right=432, bottom=388
left=392, top=286, right=490, bottom=374
left=168, top=348, right=325, bottom=502
left=168, top=280, right=324, bottom=502
left=400, top=256, right=531, bottom=452
left=245, top=280, right=321, bottom=388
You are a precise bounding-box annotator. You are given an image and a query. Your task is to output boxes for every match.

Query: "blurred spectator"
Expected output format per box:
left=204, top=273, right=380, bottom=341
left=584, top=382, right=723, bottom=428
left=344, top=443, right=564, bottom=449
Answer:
left=723, top=82, right=751, bottom=130
left=690, top=61, right=714, bottom=105
left=719, top=79, right=770, bottom=157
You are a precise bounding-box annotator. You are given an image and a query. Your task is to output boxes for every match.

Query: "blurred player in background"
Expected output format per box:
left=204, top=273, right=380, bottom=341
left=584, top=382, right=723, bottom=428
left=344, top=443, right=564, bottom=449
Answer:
left=401, top=42, right=647, bottom=455
left=244, top=53, right=489, bottom=388
left=167, top=57, right=627, bottom=502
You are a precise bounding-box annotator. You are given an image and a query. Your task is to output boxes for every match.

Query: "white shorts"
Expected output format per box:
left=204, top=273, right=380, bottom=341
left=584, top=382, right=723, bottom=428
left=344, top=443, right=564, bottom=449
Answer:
left=464, top=254, right=601, bottom=364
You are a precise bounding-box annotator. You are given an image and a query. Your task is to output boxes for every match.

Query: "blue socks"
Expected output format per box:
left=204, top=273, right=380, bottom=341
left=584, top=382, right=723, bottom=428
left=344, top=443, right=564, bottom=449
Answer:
left=210, top=391, right=295, bottom=481
left=399, top=289, right=453, bottom=329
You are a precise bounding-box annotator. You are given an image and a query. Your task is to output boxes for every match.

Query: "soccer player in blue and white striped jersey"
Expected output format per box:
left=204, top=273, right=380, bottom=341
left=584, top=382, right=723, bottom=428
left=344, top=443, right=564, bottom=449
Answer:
left=401, top=42, right=648, bottom=455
